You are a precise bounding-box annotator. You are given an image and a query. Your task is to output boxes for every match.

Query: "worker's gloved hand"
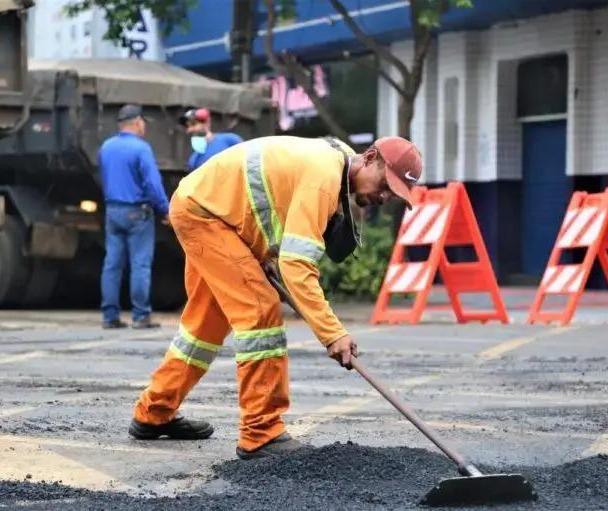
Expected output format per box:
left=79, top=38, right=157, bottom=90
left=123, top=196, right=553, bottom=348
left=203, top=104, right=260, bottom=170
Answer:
left=161, top=215, right=171, bottom=226
left=326, top=334, right=358, bottom=370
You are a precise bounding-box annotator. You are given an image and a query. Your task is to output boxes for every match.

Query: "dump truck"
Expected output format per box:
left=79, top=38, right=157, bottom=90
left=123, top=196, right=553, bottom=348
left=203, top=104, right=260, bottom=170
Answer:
left=0, top=2, right=275, bottom=308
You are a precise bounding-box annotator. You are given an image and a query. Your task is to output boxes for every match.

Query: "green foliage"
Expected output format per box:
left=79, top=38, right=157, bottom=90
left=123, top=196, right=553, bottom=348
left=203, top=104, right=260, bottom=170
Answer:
left=319, top=215, right=396, bottom=300
left=65, top=0, right=195, bottom=42
left=276, top=0, right=297, bottom=21
left=415, top=0, right=474, bottom=28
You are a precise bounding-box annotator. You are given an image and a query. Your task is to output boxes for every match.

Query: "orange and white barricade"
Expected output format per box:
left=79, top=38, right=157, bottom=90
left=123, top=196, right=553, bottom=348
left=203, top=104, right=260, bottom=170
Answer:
left=528, top=189, right=608, bottom=325
left=371, top=182, right=508, bottom=325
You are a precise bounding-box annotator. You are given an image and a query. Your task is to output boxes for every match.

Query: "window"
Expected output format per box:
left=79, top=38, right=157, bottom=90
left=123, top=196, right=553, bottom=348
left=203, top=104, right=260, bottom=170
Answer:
left=70, top=24, right=77, bottom=40
left=517, top=54, right=568, bottom=117
left=83, top=21, right=91, bottom=37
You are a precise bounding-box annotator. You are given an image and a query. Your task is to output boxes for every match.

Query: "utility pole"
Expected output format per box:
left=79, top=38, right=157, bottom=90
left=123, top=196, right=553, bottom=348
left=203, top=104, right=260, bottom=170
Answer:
left=230, top=0, right=257, bottom=83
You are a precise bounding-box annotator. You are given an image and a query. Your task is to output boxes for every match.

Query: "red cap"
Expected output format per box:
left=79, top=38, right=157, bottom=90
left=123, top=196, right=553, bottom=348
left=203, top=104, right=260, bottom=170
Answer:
left=375, top=137, right=422, bottom=207
left=179, top=107, right=210, bottom=126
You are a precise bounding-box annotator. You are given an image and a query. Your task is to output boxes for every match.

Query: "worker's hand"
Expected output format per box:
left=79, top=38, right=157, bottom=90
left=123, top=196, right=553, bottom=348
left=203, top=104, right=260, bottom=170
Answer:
left=326, top=334, right=358, bottom=370
left=161, top=215, right=171, bottom=226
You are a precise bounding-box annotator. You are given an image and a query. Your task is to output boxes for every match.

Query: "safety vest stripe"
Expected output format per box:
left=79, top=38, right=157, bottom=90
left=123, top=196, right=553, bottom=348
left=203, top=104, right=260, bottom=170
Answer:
left=234, top=333, right=287, bottom=354
left=236, top=347, right=288, bottom=363
left=245, top=141, right=283, bottom=250
left=168, top=344, right=210, bottom=370
left=233, top=325, right=286, bottom=340
left=279, top=234, right=325, bottom=265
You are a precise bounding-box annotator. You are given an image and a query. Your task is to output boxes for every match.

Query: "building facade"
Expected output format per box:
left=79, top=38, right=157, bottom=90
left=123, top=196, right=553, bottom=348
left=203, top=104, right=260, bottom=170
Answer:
left=27, top=0, right=163, bottom=61
left=163, top=0, right=608, bottom=284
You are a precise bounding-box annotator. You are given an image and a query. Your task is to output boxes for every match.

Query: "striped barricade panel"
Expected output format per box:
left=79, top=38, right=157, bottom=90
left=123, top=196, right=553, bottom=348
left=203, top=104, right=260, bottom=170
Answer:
left=528, top=189, right=608, bottom=325
left=371, top=183, right=508, bottom=325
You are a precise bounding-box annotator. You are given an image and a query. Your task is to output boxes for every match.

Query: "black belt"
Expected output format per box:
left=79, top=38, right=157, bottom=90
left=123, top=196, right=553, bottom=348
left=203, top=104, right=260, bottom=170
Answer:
left=106, top=201, right=149, bottom=208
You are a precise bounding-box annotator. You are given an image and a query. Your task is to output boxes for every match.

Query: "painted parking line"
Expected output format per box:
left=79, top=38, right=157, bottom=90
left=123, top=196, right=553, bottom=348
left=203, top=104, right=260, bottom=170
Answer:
left=288, top=325, right=398, bottom=350
left=476, top=327, right=573, bottom=361
left=292, top=327, right=577, bottom=438
left=0, top=437, right=134, bottom=492
left=0, top=434, right=205, bottom=456
left=0, top=332, right=170, bottom=365
left=291, top=374, right=439, bottom=437
left=0, top=406, right=37, bottom=418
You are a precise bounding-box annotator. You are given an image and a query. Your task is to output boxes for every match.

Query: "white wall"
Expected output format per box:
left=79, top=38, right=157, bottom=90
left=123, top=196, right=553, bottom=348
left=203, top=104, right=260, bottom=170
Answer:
left=27, top=0, right=164, bottom=61
left=381, top=6, right=608, bottom=183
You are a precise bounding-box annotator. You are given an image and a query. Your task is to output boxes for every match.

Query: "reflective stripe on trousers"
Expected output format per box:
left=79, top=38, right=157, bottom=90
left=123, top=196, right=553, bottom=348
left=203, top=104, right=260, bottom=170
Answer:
left=233, top=325, right=287, bottom=362
left=169, top=323, right=221, bottom=370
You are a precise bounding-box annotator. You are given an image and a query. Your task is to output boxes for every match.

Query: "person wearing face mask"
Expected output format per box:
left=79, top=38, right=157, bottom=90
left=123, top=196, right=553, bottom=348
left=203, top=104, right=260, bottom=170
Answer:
left=129, top=134, right=422, bottom=460
left=179, top=108, right=243, bottom=172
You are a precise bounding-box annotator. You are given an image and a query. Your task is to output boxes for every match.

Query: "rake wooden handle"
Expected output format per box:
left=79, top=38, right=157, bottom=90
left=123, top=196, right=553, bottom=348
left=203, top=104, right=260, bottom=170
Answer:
left=349, top=357, right=476, bottom=474
left=266, top=269, right=479, bottom=476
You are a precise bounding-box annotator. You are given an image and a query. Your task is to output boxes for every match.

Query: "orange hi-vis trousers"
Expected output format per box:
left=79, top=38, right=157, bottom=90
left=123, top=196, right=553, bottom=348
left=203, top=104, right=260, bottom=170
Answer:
left=133, top=194, right=289, bottom=451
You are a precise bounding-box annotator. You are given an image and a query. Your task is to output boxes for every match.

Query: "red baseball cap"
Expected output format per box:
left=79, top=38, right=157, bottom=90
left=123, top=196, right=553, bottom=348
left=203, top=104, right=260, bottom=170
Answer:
left=179, top=107, right=210, bottom=126
left=374, top=137, right=422, bottom=208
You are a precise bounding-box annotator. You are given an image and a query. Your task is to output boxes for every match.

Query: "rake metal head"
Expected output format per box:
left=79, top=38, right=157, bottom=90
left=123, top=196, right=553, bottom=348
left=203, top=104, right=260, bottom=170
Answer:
left=420, top=473, right=537, bottom=507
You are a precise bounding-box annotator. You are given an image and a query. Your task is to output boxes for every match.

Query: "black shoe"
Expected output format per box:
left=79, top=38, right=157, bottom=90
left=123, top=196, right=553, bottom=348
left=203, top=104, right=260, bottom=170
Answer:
left=128, top=415, right=214, bottom=440
left=132, top=317, right=160, bottom=329
left=102, top=319, right=128, bottom=329
left=236, top=433, right=304, bottom=460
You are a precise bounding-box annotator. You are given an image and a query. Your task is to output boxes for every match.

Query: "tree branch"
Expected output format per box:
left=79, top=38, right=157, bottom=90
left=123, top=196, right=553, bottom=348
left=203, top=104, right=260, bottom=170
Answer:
left=328, top=0, right=410, bottom=82
left=343, top=52, right=406, bottom=97
left=408, top=0, right=434, bottom=98
left=263, top=0, right=349, bottom=141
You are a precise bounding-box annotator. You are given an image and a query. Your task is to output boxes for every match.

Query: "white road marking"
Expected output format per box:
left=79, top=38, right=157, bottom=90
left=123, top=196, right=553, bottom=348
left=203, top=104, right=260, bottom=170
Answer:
left=583, top=434, right=608, bottom=456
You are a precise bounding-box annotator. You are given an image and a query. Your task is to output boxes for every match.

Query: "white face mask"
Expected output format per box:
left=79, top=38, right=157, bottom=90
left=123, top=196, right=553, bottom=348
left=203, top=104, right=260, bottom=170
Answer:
left=191, top=136, right=208, bottom=154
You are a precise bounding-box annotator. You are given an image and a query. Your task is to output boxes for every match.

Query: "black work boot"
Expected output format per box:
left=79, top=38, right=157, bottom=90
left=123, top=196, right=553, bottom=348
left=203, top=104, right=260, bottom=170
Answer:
left=128, top=415, right=214, bottom=440
left=102, top=319, right=128, bottom=329
left=132, top=317, right=160, bottom=329
left=236, top=433, right=304, bottom=460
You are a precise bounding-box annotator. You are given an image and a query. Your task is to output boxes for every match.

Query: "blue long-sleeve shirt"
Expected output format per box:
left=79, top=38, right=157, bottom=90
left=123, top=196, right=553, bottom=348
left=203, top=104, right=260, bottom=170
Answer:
left=187, top=132, right=243, bottom=172
left=99, top=132, right=170, bottom=216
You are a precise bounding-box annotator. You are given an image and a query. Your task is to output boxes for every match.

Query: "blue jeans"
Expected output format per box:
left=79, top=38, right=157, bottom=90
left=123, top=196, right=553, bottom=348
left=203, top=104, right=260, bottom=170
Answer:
left=101, top=204, right=155, bottom=322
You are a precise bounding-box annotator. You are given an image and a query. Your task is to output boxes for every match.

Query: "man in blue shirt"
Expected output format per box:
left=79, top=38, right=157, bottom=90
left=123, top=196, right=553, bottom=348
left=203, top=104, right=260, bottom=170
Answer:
left=178, top=107, right=243, bottom=172
left=99, top=104, right=170, bottom=329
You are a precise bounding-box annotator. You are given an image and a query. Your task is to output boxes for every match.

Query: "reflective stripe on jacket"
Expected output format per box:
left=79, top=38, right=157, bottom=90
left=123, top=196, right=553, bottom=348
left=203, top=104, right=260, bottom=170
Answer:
left=175, top=135, right=355, bottom=345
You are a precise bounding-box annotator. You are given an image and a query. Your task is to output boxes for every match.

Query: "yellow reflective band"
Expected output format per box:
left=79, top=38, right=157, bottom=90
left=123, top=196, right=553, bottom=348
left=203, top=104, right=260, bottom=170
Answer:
left=235, top=347, right=288, bottom=363
left=279, top=251, right=319, bottom=265
left=233, top=325, right=286, bottom=340
left=179, top=324, right=221, bottom=352
left=168, top=344, right=210, bottom=370
left=244, top=141, right=283, bottom=250
left=282, top=232, right=325, bottom=250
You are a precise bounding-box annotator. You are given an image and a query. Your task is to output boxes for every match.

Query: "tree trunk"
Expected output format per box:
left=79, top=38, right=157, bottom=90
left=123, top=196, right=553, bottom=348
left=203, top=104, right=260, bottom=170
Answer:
left=398, top=97, right=414, bottom=140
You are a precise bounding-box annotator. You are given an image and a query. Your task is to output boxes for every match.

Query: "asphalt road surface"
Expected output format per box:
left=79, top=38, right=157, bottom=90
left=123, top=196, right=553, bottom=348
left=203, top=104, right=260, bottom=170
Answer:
left=0, top=305, right=607, bottom=510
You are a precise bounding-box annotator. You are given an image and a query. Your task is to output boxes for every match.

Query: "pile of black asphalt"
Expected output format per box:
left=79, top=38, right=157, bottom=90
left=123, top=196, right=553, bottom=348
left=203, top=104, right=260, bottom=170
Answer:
left=1, top=442, right=607, bottom=510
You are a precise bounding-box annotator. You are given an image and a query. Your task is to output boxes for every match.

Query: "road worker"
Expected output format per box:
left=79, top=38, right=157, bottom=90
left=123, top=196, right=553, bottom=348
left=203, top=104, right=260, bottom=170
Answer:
left=129, top=135, right=422, bottom=459
left=179, top=107, right=243, bottom=172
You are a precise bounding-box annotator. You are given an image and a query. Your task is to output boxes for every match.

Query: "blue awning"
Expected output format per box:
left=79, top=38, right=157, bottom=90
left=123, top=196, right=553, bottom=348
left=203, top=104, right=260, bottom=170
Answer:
left=164, top=0, right=608, bottom=70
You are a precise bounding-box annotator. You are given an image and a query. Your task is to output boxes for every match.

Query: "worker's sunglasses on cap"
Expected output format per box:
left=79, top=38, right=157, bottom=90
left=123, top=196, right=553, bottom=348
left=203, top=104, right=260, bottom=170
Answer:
left=179, top=108, right=210, bottom=127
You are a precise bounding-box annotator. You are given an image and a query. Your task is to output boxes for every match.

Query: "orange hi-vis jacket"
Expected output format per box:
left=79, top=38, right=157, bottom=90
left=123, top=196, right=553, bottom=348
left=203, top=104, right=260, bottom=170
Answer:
left=175, top=136, right=355, bottom=345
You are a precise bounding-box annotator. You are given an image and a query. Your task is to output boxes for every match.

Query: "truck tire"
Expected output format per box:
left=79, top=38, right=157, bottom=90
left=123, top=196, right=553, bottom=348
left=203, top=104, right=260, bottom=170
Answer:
left=0, top=215, right=30, bottom=306
left=21, top=259, right=59, bottom=306
left=151, top=243, right=186, bottom=310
